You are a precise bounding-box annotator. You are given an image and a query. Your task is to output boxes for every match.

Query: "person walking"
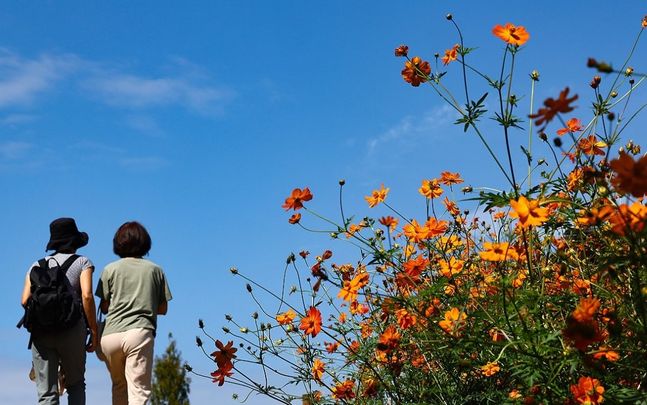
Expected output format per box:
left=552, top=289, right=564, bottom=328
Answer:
left=20, top=217, right=98, bottom=404
left=96, top=221, right=172, bottom=405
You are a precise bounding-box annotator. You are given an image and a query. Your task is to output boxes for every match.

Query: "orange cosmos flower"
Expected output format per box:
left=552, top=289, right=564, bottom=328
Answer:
left=210, top=362, right=233, bottom=386
left=576, top=205, right=614, bottom=226
left=439, top=257, right=464, bottom=278
left=419, top=178, right=444, bottom=198
left=395, top=308, right=417, bottom=329
left=492, top=23, right=530, bottom=46
left=573, top=297, right=601, bottom=323
left=338, top=272, right=369, bottom=302
left=338, top=312, right=347, bottom=324
left=403, top=255, right=429, bottom=279
left=403, top=219, right=429, bottom=243
left=443, top=197, right=460, bottom=216
left=312, top=358, right=325, bottom=381
left=394, top=44, right=408, bottom=57
left=365, top=184, right=389, bottom=207
left=299, top=306, right=322, bottom=337
left=378, top=215, right=398, bottom=230
left=325, top=341, right=339, bottom=353
left=608, top=201, right=647, bottom=236
left=288, top=213, right=301, bottom=224
left=440, top=171, right=464, bottom=185
left=401, top=56, right=431, bottom=86
left=276, top=309, right=297, bottom=325
left=570, top=376, right=605, bottom=405
left=578, top=135, right=607, bottom=156
left=529, top=87, right=578, bottom=128
left=556, top=117, right=583, bottom=136
left=425, top=217, right=449, bottom=237
left=378, top=325, right=401, bottom=350
left=479, top=242, right=518, bottom=261
left=509, top=195, right=549, bottom=228
left=438, top=307, right=467, bottom=334
left=592, top=346, right=620, bottom=362
left=609, top=152, right=647, bottom=197
left=509, top=389, right=522, bottom=400
left=441, top=44, right=459, bottom=65
left=332, top=379, right=356, bottom=400
left=480, top=362, right=500, bottom=377
left=282, top=187, right=313, bottom=211
left=567, top=168, right=583, bottom=191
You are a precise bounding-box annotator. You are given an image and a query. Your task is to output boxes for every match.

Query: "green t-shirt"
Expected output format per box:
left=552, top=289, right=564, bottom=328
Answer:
left=96, top=257, right=172, bottom=336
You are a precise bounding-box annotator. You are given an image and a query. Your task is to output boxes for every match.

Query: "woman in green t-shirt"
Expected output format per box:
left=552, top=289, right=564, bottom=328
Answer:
left=96, top=221, right=172, bottom=405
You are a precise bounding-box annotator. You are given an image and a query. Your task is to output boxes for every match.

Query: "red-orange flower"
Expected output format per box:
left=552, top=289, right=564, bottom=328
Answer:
left=425, top=218, right=449, bottom=237
left=379, top=215, right=398, bottom=230
left=529, top=87, right=578, bottom=128
left=282, top=187, right=313, bottom=211
left=578, top=135, right=607, bottom=156
left=210, top=362, right=233, bottom=386
left=403, top=219, right=429, bottom=243
left=394, top=45, right=408, bottom=57
left=401, top=56, right=431, bottom=87
left=365, top=184, right=389, bottom=207
left=299, top=306, right=322, bottom=337
left=492, top=23, right=530, bottom=46
left=642, top=15, right=647, bottom=28
left=338, top=272, right=369, bottom=302
left=325, top=341, right=339, bottom=353
left=556, top=117, right=583, bottom=136
left=609, top=152, right=647, bottom=197
left=312, top=358, right=325, bottom=381
left=288, top=213, right=301, bottom=224
left=378, top=325, right=401, bottom=350
left=570, top=376, right=605, bottom=404
left=332, top=379, right=356, bottom=400
left=509, top=196, right=549, bottom=228
left=439, top=257, right=463, bottom=278
left=441, top=44, right=459, bottom=65
left=276, top=309, right=297, bottom=325
left=403, top=255, right=429, bottom=279
left=211, top=340, right=237, bottom=370
left=592, top=346, right=620, bottom=362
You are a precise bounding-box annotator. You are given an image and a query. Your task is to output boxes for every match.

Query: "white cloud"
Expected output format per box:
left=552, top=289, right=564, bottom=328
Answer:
left=0, top=141, right=32, bottom=160
left=125, top=114, right=164, bottom=136
left=83, top=71, right=234, bottom=116
left=0, top=50, right=79, bottom=107
left=0, top=113, right=37, bottom=126
left=366, top=104, right=458, bottom=155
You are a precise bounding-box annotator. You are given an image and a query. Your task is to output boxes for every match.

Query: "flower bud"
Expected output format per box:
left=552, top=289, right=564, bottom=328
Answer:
left=530, top=70, right=540, bottom=81
left=222, top=327, right=230, bottom=333
left=394, top=45, right=408, bottom=57
left=553, top=137, right=563, bottom=148
left=240, top=327, right=248, bottom=334
left=539, top=132, right=548, bottom=142
left=246, top=283, right=252, bottom=293
left=330, top=232, right=338, bottom=239
left=198, top=319, right=205, bottom=329
left=625, top=67, right=634, bottom=76
left=607, top=112, right=615, bottom=121
left=230, top=267, right=238, bottom=275
left=225, top=314, right=232, bottom=321
left=196, top=337, right=203, bottom=347
left=446, top=13, right=453, bottom=20
left=590, top=76, right=601, bottom=89
left=461, top=186, right=473, bottom=193
left=252, top=312, right=258, bottom=319
left=610, top=91, right=618, bottom=98
left=184, top=363, right=193, bottom=372
left=339, top=179, right=346, bottom=186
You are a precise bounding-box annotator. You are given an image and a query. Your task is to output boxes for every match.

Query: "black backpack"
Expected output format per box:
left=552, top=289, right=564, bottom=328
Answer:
left=17, top=255, right=83, bottom=343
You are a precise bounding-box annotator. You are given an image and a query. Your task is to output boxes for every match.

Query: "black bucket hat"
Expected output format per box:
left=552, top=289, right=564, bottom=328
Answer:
left=46, top=217, right=89, bottom=252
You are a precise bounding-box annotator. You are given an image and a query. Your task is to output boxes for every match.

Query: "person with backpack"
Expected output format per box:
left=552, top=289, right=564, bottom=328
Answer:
left=95, top=221, right=172, bottom=405
left=19, top=217, right=99, bottom=405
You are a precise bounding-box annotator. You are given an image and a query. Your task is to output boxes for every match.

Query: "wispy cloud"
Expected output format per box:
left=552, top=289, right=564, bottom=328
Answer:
left=0, top=50, right=80, bottom=107
left=124, top=114, right=164, bottom=136
left=366, top=104, right=457, bottom=155
left=0, top=113, right=38, bottom=126
left=0, top=141, right=32, bottom=160
left=82, top=70, right=234, bottom=116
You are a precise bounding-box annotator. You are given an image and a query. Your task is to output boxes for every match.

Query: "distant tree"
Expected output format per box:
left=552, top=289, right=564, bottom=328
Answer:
left=151, top=333, right=191, bottom=405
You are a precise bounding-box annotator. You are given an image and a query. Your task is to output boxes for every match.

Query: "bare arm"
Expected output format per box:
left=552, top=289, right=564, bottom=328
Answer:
left=21, top=273, right=31, bottom=307
left=157, top=300, right=168, bottom=315
left=80, top=268, right=98, bottom=352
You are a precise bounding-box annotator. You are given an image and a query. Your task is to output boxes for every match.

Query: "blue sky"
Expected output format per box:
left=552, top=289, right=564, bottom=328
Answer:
left=1, top=2, right=645, bottom=403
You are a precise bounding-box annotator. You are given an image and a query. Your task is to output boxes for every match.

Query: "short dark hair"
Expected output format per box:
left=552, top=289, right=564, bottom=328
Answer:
left=113, top=221, right=152, bottom=258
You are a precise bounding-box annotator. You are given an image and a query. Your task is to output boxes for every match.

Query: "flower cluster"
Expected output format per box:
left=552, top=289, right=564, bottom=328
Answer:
left=192, top=14, right=647, bottom=405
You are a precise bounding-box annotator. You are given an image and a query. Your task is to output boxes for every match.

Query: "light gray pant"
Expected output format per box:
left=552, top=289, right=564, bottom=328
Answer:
left=31, top=320, right=87, bottom=405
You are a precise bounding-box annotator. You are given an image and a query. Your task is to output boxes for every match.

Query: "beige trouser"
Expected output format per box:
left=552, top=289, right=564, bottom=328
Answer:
left=101, top=328, right=154, bottom=405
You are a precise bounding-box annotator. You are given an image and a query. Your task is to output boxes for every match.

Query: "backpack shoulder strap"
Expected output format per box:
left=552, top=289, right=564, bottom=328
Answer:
left=59, top=254, right=80, bottom=274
